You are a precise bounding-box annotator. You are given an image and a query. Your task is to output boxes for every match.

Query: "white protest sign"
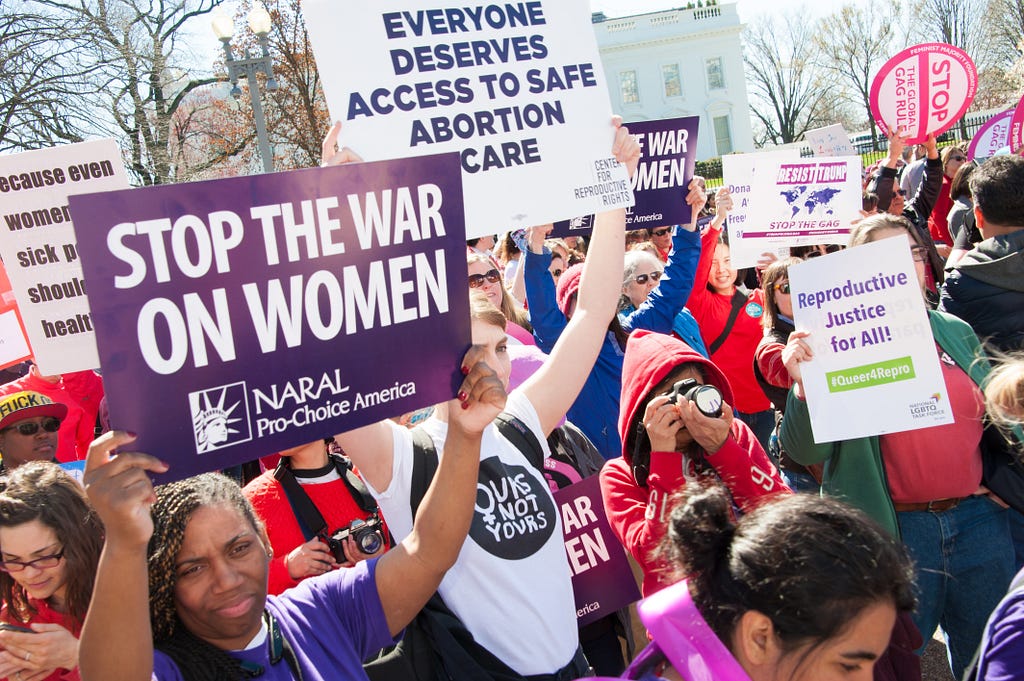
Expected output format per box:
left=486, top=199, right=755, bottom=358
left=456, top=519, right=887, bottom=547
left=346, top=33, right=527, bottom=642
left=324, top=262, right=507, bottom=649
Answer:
left=725, top=154, right=858, bottom=268
left=720, top=151, right=797, bottom=269
left=0, top=140, right=129, bottom=374
left=789, top=236, right=952, bottom=443
left=870, top=43, right=977, bottom=144
left=969, top=108, right=1014, bottom=161
left=302, top=0, right=633, bottom=238
left=804, top=124, right=857, bottom=157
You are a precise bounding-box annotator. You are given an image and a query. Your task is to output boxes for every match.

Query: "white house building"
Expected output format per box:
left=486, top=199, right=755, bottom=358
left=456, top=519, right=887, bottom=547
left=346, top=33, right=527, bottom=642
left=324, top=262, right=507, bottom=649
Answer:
left=592, top=2, right=754, bottom=161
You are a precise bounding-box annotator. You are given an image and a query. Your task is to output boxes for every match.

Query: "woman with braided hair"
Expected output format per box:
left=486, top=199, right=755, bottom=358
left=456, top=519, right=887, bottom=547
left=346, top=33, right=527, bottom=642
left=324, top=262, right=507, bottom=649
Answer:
left=76, top=341, right=507, bottom=681
left=0, top=462, right=103, bottom=681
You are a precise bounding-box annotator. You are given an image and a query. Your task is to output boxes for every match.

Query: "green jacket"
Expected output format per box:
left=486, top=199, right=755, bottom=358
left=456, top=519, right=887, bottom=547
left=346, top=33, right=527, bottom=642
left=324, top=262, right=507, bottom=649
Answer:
left=780, top=310, right=1022, bottom=537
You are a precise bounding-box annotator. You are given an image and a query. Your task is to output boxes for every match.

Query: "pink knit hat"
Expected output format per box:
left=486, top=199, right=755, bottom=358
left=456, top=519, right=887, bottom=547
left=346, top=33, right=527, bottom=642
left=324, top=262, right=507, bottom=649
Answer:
left=555, top=263, right=585, bottom=314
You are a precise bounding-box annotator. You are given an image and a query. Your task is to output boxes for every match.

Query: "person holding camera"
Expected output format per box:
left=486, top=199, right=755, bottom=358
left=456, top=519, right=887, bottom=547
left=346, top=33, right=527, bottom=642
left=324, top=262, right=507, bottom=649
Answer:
left=600, top=329, right=789, bottom=598
left=243, top=438, right=388, bottom=595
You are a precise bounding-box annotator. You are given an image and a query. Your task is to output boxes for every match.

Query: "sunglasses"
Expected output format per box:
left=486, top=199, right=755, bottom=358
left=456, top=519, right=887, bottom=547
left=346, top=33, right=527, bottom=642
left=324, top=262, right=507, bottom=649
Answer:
left=551, top=268, right=563, bottom=278
left=949, top=155, right=966, bottom=162
left=773, top=282, right=791, bottom=294
left=0, top=548, right=64, bottom=573
left=651, top=228, right=671, bottom=237
left=2, top=417, right=60, bottom=436
left=911, top=246, right=928, bottom=263
left=468, top=269, right=501, bottom=288
left=634, top=271, right=663, bottom=285
left=896, top=189, right=908, bottom=197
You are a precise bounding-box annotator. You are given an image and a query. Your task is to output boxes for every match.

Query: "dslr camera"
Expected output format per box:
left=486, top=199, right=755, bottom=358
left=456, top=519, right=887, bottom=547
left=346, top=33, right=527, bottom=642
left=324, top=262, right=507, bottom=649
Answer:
left=663, top=378, right=723, bottom=418
left=325, top=513, right=386, bottom=560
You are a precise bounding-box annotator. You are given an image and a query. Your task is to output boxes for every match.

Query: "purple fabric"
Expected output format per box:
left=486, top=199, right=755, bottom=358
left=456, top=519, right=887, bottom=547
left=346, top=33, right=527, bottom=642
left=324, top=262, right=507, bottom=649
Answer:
left=976, top=568, right=1024, bottom=681
left=152, top=558, right=395, bottom=681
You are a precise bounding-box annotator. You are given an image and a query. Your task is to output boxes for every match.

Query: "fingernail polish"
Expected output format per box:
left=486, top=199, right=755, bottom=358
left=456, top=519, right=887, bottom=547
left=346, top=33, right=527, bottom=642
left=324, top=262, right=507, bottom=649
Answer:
left=461, top=401, right=469, bottom=410
left=461, top=365, right=470, bottom=375
left=457, top=391, right=467, bottom=401
left=127, top=431, right=138, bottom=438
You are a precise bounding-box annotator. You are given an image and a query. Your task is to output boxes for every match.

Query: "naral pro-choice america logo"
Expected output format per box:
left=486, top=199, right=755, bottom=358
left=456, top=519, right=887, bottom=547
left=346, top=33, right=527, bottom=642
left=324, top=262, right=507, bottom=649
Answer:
left=470, top=458, right=557, bottom=559
left=188, top=382, right=253, bottom=453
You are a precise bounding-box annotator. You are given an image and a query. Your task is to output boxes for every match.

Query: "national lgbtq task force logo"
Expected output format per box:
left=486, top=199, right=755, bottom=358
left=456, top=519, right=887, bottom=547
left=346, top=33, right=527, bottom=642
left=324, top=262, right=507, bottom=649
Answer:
left=188, top=382, right=253, bottom=453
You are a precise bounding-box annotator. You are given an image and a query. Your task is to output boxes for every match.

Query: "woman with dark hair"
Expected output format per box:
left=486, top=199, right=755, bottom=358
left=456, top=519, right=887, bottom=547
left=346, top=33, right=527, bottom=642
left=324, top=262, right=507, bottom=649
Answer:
left=753, top=258, right=819, bottom=492
left=605, top=485, right=916, bottom=681
left=927, top=145, right=968, bottom=256
left=0, top=462, right=104, bottom=681
left=946, top=160, right=980, bottom=266
left=78, top=338, right=506, bottom=681
left=781, top=213, right=1019, bottom=678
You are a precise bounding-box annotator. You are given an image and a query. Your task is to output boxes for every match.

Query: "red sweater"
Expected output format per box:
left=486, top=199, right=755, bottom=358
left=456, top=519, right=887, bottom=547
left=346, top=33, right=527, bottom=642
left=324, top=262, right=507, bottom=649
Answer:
left=243, top=470, right=382, bottom=595
left=1, top=597, right=81, bottom=681
left=686, top=226, right=771, bottom=413
left=927, top=174, right=954, bottom=245
left=0, top=371, right=103, bottom=463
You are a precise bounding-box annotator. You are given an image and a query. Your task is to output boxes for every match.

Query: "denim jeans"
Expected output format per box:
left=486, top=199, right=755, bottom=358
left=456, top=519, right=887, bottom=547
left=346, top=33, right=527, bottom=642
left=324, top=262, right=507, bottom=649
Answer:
left=733, top=408, right=774, bottom=454
left=896, top=495, right=1015, bottom=678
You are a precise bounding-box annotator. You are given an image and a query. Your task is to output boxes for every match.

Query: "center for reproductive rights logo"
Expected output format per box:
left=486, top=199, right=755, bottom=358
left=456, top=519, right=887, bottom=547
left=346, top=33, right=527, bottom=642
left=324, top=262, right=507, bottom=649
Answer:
left=188, top=382, right=253, bottom=453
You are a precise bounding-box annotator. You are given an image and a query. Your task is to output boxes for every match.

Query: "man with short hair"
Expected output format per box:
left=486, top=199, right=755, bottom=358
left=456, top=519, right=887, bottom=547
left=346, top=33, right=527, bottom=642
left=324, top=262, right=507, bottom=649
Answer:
left=940, top=154, right=1024, bottom=351
left=0, top=390, right=67, bottom=472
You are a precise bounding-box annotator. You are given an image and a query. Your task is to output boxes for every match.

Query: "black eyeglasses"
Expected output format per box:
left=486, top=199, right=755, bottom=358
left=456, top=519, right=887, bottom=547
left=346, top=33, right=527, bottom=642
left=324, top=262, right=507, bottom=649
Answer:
left=2, top=417, right=60, bottom=436
left=773, top=282, right=791, bottom=294
left=468, top=269, right=501, bottom=289
left=634, top=271, right=663, bottom=285
left=651, top=228, right=671, bottom=238
left=0, top=548, right=64, bottom=573
left=911, top=246, right=928, bottom=263
left=897, top=189, right=908, bottom=197
left=551, top=268, right=563, bottom=278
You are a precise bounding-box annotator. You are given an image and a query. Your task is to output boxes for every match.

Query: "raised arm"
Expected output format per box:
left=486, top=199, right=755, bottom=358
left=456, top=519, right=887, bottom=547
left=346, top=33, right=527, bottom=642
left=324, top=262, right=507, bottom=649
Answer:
left=80, top=433, right=169, bottom=681
left=869, top=127, right=907, bottom=212
left=374, top=349, right=504, bottom=635
left=519, top=119, right=640, bottom=434
left=521, top=225, right=567, bottom=353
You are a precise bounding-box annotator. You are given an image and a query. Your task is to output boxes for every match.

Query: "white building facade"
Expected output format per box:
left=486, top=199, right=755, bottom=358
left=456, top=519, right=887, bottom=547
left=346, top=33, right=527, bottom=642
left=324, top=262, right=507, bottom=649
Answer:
left=592, top=3, right=754, bottom=161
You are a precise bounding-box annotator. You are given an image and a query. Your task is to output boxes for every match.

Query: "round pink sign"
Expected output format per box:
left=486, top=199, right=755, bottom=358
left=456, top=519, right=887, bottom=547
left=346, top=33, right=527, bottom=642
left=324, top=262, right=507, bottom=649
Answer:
left=870, top=43, right=977, bottom=144
left=1009, top=96, right=1024, bottom=153
left=968, top=108, right=1014, bottom=160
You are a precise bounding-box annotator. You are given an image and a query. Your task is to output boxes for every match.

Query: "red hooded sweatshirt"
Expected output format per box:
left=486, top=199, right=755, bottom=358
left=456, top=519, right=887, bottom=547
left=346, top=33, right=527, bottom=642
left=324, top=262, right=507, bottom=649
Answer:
left=599, top=330, right=789, bottom=597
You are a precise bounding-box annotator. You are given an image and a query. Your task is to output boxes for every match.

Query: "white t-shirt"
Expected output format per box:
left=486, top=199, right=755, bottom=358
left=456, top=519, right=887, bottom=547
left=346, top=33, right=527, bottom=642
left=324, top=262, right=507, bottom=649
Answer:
left=369, top=391, right=579, bottom=675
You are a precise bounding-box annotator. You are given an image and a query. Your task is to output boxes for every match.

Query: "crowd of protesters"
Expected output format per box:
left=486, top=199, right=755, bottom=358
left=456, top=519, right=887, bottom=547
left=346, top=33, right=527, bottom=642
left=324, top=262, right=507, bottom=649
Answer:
left=0, top=116, right=1021, bottom=681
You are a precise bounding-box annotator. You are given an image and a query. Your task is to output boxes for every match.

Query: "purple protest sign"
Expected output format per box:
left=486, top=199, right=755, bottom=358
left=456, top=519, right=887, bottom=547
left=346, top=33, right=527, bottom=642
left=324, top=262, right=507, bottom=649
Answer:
left=870, top=43, right=977, bottom=144
left=69, top=154, right=469, bottom=482
left=555, top=475, right=641, bottom=626
left=970, top=108, right=1014, bottom=160
left=551, top=116, right=699, bottom=238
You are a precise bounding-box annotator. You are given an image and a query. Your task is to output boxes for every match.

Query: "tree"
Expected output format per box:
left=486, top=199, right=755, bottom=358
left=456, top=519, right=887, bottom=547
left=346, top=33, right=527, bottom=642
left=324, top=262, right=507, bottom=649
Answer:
left=986, top=0, right=1024, bottom=66
left=815, top=4, right=898, bottom=151
left=743, top=11, right=838, bottom=145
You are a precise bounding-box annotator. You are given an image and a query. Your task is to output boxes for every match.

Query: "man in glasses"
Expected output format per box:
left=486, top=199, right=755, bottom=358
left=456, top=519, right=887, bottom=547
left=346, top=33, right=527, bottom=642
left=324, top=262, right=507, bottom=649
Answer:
left=0, top=391, right=67, bottom=472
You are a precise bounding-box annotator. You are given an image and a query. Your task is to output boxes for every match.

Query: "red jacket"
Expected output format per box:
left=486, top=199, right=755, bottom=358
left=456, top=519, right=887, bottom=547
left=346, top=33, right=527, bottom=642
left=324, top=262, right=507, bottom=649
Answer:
left=927, top=174, right=955, bottom=245
left=243, top=469, right=383, bottom=595
left=600, top=330, right=788, bottom=597
left=1, top=597, right=81, bottom=681
left=685, top=225, right=770, bottom=413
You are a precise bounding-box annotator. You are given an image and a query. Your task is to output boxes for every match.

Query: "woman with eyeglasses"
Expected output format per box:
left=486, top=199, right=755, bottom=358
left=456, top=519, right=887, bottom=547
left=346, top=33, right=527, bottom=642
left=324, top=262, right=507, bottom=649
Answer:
left=927, top=145, right=968, bottom=259
left=780, top=213, right=1019, bottom=679
left=0, top=393, right=67, bottom=474
left=0, top=462, right=104, bottom=681
left=467, top=254, right=534, bottom=345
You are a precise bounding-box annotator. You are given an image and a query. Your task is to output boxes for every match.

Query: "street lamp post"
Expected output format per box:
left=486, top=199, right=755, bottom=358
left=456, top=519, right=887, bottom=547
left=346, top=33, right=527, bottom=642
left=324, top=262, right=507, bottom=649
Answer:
left=211, top=5, right=278, bottom=173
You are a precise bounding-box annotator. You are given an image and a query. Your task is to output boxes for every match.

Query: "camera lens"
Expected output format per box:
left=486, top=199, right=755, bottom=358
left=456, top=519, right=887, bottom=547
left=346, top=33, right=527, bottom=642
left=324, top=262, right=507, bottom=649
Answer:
left=359, top=532, right=383, bottom=555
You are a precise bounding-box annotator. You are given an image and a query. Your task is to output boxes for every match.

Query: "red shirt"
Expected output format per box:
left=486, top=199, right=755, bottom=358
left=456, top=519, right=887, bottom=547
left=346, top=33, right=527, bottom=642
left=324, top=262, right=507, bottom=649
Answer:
left=1, top=597, right=80, bottom=681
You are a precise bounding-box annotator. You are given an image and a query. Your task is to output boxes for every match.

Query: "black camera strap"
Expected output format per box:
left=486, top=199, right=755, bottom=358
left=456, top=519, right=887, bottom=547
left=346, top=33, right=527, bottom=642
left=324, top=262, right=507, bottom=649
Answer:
left=273, top=454, right=379, bottom=542
left=707, top=289, right=748, bottom=356
left=238, top=610, right=303, bottom=680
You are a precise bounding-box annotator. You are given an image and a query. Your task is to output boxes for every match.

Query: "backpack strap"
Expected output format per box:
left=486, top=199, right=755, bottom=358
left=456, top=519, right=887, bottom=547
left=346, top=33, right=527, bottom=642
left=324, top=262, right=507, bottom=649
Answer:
left=493, top=413, right=545, bottom=471
left=273, top=460, right=329, bottom=541
left=708, top=289, right=748, bottom=356
left=410, top=426, right=439, bottom=518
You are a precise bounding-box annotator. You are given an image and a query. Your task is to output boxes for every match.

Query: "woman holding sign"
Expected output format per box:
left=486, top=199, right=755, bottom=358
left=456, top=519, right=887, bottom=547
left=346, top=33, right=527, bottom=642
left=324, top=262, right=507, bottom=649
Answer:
left=779, top=213, right=1018, bottom=678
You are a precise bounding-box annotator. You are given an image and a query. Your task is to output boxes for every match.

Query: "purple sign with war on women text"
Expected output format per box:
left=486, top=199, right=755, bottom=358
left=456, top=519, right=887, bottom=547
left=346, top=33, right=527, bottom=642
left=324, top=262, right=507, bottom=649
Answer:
left=550, top=116, right=699, bottom=237
left=555, top=475, right=641, bottom=626
left=69, top=154, right=469, bottom=482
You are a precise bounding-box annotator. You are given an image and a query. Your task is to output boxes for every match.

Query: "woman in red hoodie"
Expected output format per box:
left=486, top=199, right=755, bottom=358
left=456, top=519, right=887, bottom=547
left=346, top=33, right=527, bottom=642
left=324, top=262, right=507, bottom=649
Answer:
left=600, top=330, right=788, bottom=597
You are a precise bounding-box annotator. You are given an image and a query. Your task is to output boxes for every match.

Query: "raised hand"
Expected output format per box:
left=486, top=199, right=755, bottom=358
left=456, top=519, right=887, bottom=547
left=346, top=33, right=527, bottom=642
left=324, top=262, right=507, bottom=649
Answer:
left=320, top=121, right=365, bottom=168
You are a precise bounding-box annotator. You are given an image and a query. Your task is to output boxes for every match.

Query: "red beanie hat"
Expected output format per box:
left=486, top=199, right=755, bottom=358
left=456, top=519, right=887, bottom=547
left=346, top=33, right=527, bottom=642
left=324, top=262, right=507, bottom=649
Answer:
left=555, top=263, right=585, bottom=315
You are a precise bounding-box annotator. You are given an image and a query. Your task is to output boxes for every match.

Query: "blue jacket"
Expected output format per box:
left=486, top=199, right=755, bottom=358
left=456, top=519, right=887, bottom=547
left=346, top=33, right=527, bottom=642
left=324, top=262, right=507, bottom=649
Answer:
left=524, top=227, right=701, bottom=458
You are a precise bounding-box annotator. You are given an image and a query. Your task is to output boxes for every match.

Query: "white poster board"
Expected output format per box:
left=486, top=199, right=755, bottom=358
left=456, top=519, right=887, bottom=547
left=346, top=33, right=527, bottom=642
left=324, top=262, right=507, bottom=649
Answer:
left=0, top=140, right=129, bottom=374
left=721, top=151, right=797, bottom=269
left=789, top=236, right=952, bottom=442
left=804, top=124, right=857, bottom=157
left=302, top=0, right=633, bottom=238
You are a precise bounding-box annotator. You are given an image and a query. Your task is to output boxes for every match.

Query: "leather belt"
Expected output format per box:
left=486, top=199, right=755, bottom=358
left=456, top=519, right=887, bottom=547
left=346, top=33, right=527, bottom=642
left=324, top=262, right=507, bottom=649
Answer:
left=893, top=497, right=967, bottom=513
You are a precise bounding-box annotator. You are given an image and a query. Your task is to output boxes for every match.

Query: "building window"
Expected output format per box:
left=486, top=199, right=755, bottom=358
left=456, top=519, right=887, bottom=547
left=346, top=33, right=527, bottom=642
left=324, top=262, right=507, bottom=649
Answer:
left=662, top=64, right=682, bottom=98
left=706, top=57, right=725, bottom=90
left=713, top=115, right=732, bottom=156
left=620, top=70, right=639, bottom=104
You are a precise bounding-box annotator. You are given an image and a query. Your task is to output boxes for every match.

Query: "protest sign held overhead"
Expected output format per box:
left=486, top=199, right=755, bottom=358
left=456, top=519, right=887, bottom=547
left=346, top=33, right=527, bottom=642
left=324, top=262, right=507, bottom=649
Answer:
left=0, top=140, right=129, bottom=374
left=724, top=154, right=858, bottom=269
left=302, top=0, right=633, bottom=238
left=1009, top=97, right=1024, bottom=154
left=70, top=154, right=470, bottom=482
left=804, top=124, right=857, bottom=157
left=870, top=43, right=977, bottom=144
left=788, top=236, right=952, bottom=443
left=554, top=475, right=641, bottom=626
left=0, top=260, right=32, bottom=371
left=550, top=116, right=700, bottom=237
left=969, top=108, right=1014, bottom=161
